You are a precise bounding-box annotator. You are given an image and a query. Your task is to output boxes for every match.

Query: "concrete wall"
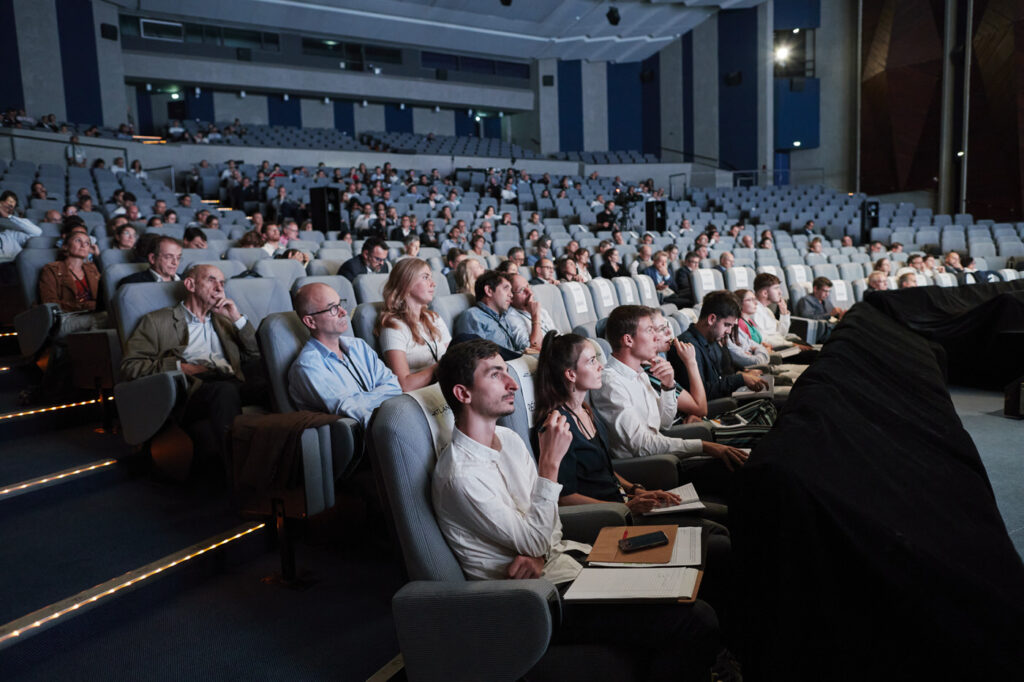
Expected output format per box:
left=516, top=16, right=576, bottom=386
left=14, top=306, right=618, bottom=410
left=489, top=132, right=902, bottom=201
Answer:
left=121, top=52, right=533, bottom=112
left=756, top=1, right=775, bottom=181
left=659, top=39, right=685, bottom=162
left=536, top=59, right=560, bottom=154
left=12, top=0, right=66, bottom=119
left=92, top=0, right=127, bottom=128
left=691, top=16, right=719, bottom=165
left=787, top=0, right=858, bottom=191
left=300, top=98, right=335, bottom=129
left=580, top=61, right=608, bottom=152
left=352, top=103, right=386, bottom=133
left=211, top=92, right=269, bottom=125
left=412, top=107, right=456, bottom=137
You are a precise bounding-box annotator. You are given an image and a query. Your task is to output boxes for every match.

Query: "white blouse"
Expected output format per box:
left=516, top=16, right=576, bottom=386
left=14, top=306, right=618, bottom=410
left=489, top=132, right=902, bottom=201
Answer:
left=379, top=315, right=451, bottom=373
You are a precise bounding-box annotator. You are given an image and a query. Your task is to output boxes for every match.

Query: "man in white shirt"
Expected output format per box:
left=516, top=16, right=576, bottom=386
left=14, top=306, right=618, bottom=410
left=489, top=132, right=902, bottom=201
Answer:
left=751, top=272, right=793, bottom=347
left=590, top=305, right=748, bottom=482
left=507, top=274, right=555, bottom=345
left=262, top=224, right=283, bottom=256
left=0, top=190, right=42, bottom=262
left=432, top=338, right=720, bottom=680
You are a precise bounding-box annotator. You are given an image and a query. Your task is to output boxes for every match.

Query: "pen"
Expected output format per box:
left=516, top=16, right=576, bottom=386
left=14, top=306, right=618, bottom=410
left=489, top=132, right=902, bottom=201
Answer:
left=621, top=530, right=628, bottom=540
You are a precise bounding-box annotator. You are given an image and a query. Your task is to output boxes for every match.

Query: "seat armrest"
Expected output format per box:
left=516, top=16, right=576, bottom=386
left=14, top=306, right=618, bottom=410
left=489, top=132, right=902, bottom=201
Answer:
left=661, top=422, right=714, bottom=441
left=612, top=455, right=679, bottom=490
left=789, top=316, right=828, bottom=345
left=393, top=579, right=556, bottom=682
left=327, top=417, right=361, bottom=479
left=559, top=503, right=629, bottom=543
left=114, top=371, right=187, bottom=445
left=706, top=397, right=739, bottom=418
left=13, top=304, right=60, bottom=357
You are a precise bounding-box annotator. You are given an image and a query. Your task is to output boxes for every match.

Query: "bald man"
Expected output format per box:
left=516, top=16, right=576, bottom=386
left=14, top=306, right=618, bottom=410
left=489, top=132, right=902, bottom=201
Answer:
left=288, top=283, right=401, bottom=427
left=120, top=264, right=263, bottom=469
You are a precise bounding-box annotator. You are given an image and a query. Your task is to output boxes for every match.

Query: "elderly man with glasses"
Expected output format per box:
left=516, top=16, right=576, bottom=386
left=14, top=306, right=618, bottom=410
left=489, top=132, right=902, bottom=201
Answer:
left=288, top=282, right=401, bottom=427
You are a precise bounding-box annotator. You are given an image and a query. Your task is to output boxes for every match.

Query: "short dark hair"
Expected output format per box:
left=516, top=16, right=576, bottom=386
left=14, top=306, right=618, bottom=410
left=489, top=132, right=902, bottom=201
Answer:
left=684, top=251, right=699, bottom=262
left=812, top=276, right=833, bottom=289
left=183, top=227, right=206, bottom=243
left=151, top=235, right=182, bottom=256
left=474, top=270, right=509, bottom=301
left=0, top=190, right=18, bottom=204
left=445, top=247, right=466, bottom=265
left=437, top=338, right=504, bottom=416
left=362, top=236, right=387, bottom=255
left=753, top=272, right=780, bottom=292
left=697, top=290, right=741, bottom=321
left=507, top=246, right=524, bottom=259
left=605, top=304, right=657, bottom=352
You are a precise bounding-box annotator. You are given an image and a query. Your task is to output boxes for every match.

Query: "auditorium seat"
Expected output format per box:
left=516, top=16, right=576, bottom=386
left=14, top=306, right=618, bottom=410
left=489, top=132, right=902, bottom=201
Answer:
left=690, top=268, right=723, bottom=302
left=253, top=258, right=307, bottom=289
left=226, top=247, right=270, bottom=270
left=430, top=293, right=474, bottom=333
left=586, top=277, right=619, bottom=321
left=350, top=301, right=384, bottom=354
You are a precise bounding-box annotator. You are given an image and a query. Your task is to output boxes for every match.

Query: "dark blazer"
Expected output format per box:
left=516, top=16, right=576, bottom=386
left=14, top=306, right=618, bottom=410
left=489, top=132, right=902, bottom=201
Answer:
left=117, top=268, right=171, bottom=289
left=338, top=255, right=390, bottom=282
left=674, top=323, right=745, bottom=400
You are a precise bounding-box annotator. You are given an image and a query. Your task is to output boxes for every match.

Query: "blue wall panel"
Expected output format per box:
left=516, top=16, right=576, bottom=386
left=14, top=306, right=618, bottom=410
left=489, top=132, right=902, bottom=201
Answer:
left=483, top=117, right=501, bottom=140
left=774, top=77, right=820, bottom=150
left=0, top=1, right=23, bottom=111
left=267, top=95, right=301, bottom=127
left=454, top=109, right=475, bottom=137
left=384, top=103, right=413, bottom=133
left=718, top=8, right=759, bottom=171
left=774, top=151, right=791, bottom=185
left=775, top=0, right=821, bottom=30
left=56, top=0, right=103, bottom=125
left=557, top=60, right=583, bottom=152
left=682, top=32, right=694, bottom=162
left=185, top=90, right=214, bottom=123
left=607, top=61, right=642, bottom=152
left=135, top=89, right=153, bottom=136
left=333, top=100, right=355, bottom=135
left=641, top=53, right=661, bottom=157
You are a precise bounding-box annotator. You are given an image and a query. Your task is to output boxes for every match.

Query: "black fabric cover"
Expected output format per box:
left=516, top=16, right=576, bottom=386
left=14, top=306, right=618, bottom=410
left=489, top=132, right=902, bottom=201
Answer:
left=863, top=280, right=1024, bottom=389
left=731, top=303, right=1024, bottom=681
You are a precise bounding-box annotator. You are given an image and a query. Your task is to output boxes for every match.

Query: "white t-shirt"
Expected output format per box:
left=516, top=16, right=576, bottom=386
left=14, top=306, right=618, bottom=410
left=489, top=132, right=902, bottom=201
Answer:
left=379, top=315, right=452, bottom=373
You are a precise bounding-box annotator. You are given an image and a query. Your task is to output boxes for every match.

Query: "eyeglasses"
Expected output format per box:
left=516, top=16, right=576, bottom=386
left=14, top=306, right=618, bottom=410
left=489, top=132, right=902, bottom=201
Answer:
left=308, top=302, right=345, bottom=317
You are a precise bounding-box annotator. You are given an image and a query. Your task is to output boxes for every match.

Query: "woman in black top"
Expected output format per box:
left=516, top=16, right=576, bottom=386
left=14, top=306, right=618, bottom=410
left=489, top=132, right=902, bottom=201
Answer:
left=599, top=248, right=626, bottom=280
left=532, top=332, right=680, bottom=513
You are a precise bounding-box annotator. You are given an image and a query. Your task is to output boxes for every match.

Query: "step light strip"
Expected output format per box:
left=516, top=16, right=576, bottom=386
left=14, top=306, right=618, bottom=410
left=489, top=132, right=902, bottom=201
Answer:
left=0, top=398, right=106, bottom=422
left=0, top=332, right=16, bottom=337
left=0, top=522, right=266, bottom=649
left=0, top=460, right=117, bottom=500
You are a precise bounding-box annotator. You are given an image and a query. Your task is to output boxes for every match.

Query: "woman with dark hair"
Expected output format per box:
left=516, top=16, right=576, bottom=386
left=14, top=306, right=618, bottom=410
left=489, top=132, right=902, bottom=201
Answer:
left=114, top=223, right=137, bottom=251
left=376, top=257, right=451, bottom=391
left=572, top=248, right=592, bottom=282
left=532, top=332, right=682, bottom=515
left=599, top=248, right=626, bottom=279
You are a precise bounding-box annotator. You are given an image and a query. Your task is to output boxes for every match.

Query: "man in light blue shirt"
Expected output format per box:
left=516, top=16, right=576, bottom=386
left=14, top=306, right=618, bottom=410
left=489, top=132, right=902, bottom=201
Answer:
left=453, top=271, right=534, bottom=354
left=0, top=190, right=42, bottom=262
left=289, top=282, right=401, bottom=427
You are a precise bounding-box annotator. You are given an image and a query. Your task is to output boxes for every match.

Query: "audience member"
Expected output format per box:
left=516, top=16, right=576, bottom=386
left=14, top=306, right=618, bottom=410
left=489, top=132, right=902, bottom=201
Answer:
left=0, top=190, right=42, bottom=261
left=867, top=271, right=888, bottom=291
left=339, top=236, right=391, bottom=282
left=751, top=273, right=793, bottom=348
left=794, top=276, right=846, bottom=321
left=120, top=265, right=264, bottom=469
left=39, top=231, right=105, bottom=334
left=183, top=227, right=207, bottom=249
left=288, top=282, right=401, bottom=427
left=531, top=257, right=556, bottom=285
left=114, top=224, right=137, bottom=251
left=432, top=338, right=722, bottom=681
left=898, top=272, right=917, bottom=289
left=599, top=248, right=626, bottom=279
left=377, top=258, right=451, bottom=391
left=453, top=271, right=535, bottom=355
left=117, top=236, right=182, bottom=287
left=453, top=257, right=485, bottom=295
left=508, top=274, right=555, bottom=345
left=643, top=251, right=674, bottom=299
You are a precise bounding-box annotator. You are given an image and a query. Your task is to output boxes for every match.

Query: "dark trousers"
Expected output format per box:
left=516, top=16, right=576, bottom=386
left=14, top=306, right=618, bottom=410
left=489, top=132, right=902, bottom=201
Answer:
left=182, top=370, right=267, bottom=470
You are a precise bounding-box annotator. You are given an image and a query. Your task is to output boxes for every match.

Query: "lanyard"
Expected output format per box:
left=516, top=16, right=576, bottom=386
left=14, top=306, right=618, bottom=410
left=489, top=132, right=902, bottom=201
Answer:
left=335, top=347, right=369, bottom=392
left=477, top=305, right=517, bottom=348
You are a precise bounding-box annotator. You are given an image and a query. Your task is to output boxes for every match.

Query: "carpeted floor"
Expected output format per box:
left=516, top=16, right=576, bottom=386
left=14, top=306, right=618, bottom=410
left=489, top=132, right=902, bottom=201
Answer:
left=949, top=386, right=1024, bottom=560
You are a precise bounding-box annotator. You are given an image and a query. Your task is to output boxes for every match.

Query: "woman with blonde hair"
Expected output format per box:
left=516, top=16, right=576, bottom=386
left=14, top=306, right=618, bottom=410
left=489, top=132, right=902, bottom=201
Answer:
left=376, top=258, right=451, bottom=391
left=453, top=257, right=484, bottom=295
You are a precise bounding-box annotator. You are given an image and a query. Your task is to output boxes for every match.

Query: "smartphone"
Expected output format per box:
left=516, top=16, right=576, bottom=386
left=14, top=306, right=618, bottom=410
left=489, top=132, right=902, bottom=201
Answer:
left=617, top=530, right=669, bottom=553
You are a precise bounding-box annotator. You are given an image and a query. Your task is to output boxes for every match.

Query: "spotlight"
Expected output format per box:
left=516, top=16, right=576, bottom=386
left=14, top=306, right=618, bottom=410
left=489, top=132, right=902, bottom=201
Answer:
left=774, top=45, right=791, bottom=63
left=361, top=100, right=368, bottom=107
left=956, top=150, right=964, bottom=157
left=468, top=109, right=474, bottom=117
left=324, top=96, right=330, bottom=105
left=434, top=105, right=441, bottom=113
left=283, top=93, right=289, bottom=102
left=606, top=6, right=620, bottom=26
left=499, top=111, right=504, bottom=118
left=373, top=66, right=382, bottom=75
left=399, top=102, right=405, bottom=110
left=474, top=116, right=481, bottom=122
left=145, top=83, right=152, bottom=92
left=239, top=90, right=246, bottom=98
left=194, top=87, right=201, bottom=97
left=170, top=93, right=179, bottom=100
left=792, top=140, right=802, bottom=147
left=339, top=61, right=347, bottom=70
left=792, top=28, right=800, bottom=34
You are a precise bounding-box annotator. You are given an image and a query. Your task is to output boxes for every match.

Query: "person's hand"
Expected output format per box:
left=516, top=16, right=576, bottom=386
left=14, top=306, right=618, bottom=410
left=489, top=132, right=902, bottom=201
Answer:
left=671, top=339, right=696, bottom=368
left=703, top=442, right=750, bottom=471
left=212, top=296, right=242, bottom=322
left=777, top=298, right=789, bottom=316
left=648, top=356, right=675, bottom=387
left=528, top=299, right=542, bottom=318
left=762, top=342, right=773, bottom=352
left=507, top=555, right=544, bottom=579
left=625, top=489, right=678, bottom=514
left=536, top=411, right=572, bottom=480
left=683, top=414, right=704, bottom=424
left=742, top=371, right=767, bottom=391
left=180, top=362, right=208, bottom=376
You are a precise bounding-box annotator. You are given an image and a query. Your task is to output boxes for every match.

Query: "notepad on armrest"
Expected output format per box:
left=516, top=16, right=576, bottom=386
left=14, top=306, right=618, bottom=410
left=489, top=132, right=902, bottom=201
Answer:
left=732, top=373, right=775, bottom=399
left=775, top=345, right=803, bottom=359
left=642, top=482, right=705, bottom=515
left=589, top=526, right=702, bottom=567
left=587, top=524, right=677, bottom=564
left=564, top=567, right=702, bottom=603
